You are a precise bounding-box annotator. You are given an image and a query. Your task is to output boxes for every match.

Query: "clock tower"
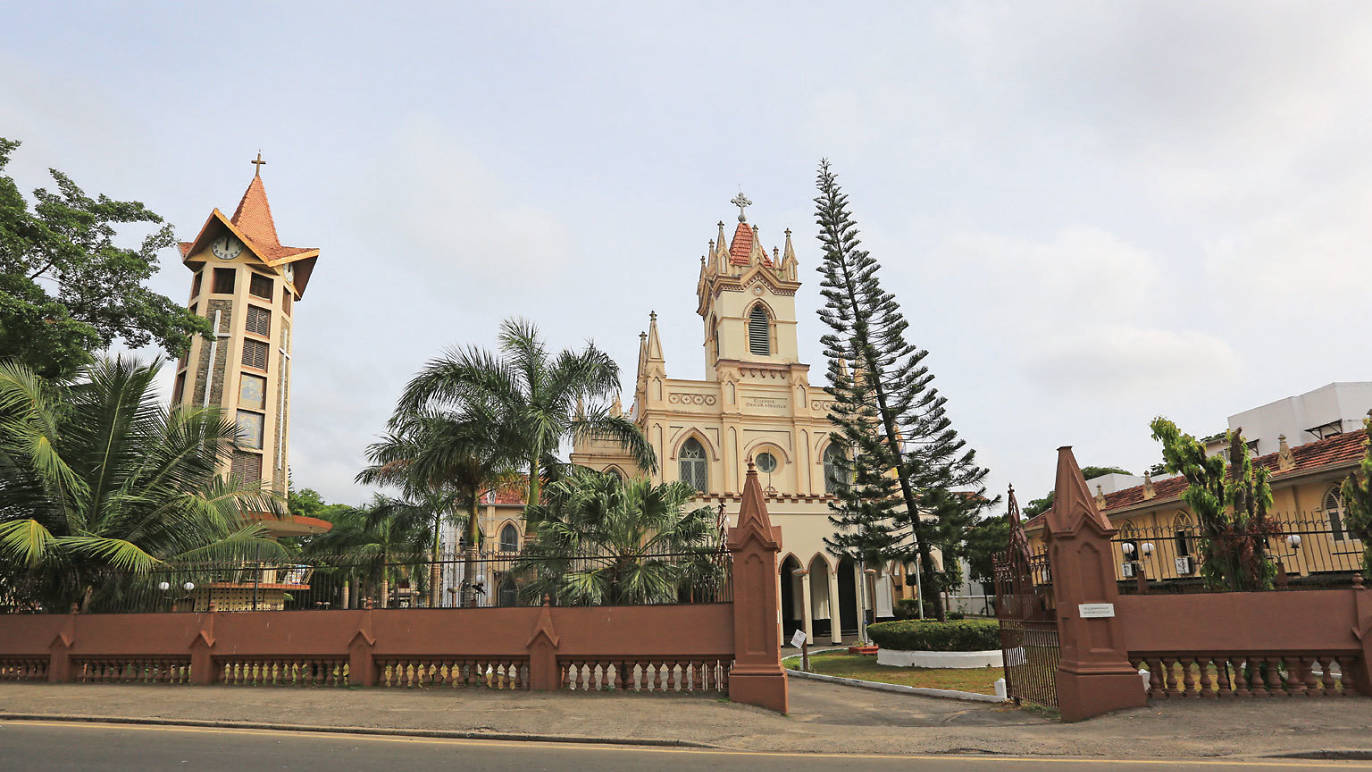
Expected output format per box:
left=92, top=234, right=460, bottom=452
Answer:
left=171, top=156, right=320, bottom=531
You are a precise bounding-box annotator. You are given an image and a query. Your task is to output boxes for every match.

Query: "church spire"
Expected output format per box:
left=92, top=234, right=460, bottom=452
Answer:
left=231, top=168, right=281, bottom=248
left=646, top=310, right=665, bottom=363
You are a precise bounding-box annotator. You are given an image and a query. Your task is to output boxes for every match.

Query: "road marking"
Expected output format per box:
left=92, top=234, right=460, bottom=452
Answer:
left=4, top=719, right=1369, bottom=769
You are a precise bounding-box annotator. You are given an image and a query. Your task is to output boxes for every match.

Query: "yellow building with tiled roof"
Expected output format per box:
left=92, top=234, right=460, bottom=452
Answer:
left=1024, top=429, right=1368, bottom=585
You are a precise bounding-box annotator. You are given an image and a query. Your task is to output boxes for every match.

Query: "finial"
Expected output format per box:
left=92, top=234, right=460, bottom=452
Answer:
left=730, top=192, right=752, bottom=223
left=650, top=310, right=657, bottom=321
left=639, top=331, right=646, bottom=340
left=784, top=228, right=792, bottom=237
left=251, top=150, right=267, bottom=177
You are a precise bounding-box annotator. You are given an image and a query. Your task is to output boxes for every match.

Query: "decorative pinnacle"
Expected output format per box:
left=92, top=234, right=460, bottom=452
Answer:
left=730, top=192, right=752, bottom=223
left=649, top=310, right=657, bottom=321
left=251, top=150, right=266, bottom=177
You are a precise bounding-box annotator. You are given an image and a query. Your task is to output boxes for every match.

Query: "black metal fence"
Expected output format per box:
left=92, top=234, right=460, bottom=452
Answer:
left=1108, top=514, right=1365, bottom=593
left=0, top=549, right=733, bottom=614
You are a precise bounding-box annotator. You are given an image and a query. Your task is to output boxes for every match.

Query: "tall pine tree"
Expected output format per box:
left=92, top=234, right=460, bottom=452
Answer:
left=814, top=160, right=992, bottom=621
left=823, top=356, right=904, bottom=569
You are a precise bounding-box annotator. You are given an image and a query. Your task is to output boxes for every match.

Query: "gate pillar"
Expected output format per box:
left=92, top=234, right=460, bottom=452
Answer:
left=1047, top=446, right=1147, bottom=721
left=727, top=461, right=788, bottom=714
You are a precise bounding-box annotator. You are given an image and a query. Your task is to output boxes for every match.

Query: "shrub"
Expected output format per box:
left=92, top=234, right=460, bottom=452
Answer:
left=866, top=618, right=999, bottom=652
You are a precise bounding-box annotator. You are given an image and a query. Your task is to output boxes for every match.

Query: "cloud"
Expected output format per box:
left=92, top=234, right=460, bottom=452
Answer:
left=932, top=226, right=1240, bottom=397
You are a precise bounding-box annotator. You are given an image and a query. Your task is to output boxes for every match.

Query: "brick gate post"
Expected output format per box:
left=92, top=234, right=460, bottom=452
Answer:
left=1047, top=446, right=1147, bottom=721
left=347, top=604, right=377, bottom=687
left=46, top=609, right=76, bottom=684
left=727, top=461, right=788, bottom=714
left=526, top=597, right=561, bottom=691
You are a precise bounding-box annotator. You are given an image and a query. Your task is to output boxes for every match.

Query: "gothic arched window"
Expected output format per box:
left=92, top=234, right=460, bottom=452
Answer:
left=679, top=438, right=708, bottom=493
left=1173, top=513, right=1192, bottom=558
left=748, top=306, right=771, bottom=356
left=499, top=523, right=519, bottom=553
left=497, top=575, right=518, bottom=607
left=1325, top=488, right=1347, bottom=542
left=823, top=444, right=848, bottom=495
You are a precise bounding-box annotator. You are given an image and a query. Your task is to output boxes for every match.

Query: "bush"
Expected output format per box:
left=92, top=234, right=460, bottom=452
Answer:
left=866, top=618, right=999, bottom=652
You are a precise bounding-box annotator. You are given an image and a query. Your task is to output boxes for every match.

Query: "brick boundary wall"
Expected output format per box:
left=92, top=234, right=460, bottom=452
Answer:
left=0, top=465, right=790, bottom=713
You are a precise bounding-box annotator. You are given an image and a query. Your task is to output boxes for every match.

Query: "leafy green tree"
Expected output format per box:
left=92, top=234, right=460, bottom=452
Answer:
left=813, top=160, right=992, bottom=621
left=0, top=356, right=283, bottom=611
left=1340, top=412, right=1372, bottom=575
left=963, top=515, right=1010, bottom=587
left=515, top=470, right=721, bottom=605
left=299, top=494, right=430, bottom=608
left=396, top=318, right=656, bottom=519
left=1021, top=466, right=1133, bottom=518
left=358, top=401, right=523, bottom=605
left=1150, top=418, right=1280, bottom=591
left=0, top=138, right=209, bottom=378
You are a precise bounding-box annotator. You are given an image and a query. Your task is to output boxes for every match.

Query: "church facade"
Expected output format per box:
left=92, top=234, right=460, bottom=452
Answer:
left=571, top=197, right=905, bottom=643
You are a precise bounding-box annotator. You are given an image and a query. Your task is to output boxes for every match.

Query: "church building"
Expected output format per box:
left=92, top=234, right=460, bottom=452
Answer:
left=571, top=195, right=902, bottom=643
left=171, top=157, right=328, bottom=540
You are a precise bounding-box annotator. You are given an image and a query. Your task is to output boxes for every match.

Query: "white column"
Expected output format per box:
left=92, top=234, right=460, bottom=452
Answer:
left=799, top=571, right=814, bottom=644
left=827, top=567, right=843, bottom=644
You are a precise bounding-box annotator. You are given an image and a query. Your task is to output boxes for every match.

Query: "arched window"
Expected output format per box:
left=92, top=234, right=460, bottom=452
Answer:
left=679, top=437, right=708, bottom=493
left=1325, top=488, right=1347, bottom=542
left=1173, top=513, right=1192, bottom=558
left=497, top=575, right=518, bottom=607
left=605, top=466, right=626, bottom=483
left=748, top=306, right=771, bottom=356
left=823, top=444, right=848, bottom=495
left=499, top=524, right=519, bottom=553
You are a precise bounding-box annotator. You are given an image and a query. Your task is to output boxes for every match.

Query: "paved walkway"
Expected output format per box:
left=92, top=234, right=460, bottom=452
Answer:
left=2, top=679, right=1371, bottom=760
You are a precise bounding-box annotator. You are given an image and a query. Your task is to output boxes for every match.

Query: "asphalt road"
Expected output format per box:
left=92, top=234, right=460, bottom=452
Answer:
left=1, top=721, right=1368, bottom=771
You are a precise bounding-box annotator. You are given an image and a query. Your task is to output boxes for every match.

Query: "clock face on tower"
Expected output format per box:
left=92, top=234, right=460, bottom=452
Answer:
left=210, top=233, right=244, bottom=261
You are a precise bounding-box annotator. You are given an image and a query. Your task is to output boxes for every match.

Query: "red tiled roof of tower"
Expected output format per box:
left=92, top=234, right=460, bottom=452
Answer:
left=231, top=174, right=281, bottom=248
left=1022, top=430, right=1368, bottom=531
left=485, top=480, right=529, bottom=506
left=178, top=241, right=194, bottom=257
left=227, top=174, right=318, bottom=262
left=728, top=222, right=774, bottom=267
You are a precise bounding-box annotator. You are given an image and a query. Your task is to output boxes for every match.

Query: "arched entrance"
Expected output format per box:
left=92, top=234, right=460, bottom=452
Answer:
left=836, top=556, right=858, bottom=636
left=808, top=556, right=832, bottom=639
left=779, top=555, right=803, bottom=642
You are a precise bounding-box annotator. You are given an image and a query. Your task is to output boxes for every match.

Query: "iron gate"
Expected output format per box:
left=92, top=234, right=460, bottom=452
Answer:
left=992, top=489, right=1061, bottom=709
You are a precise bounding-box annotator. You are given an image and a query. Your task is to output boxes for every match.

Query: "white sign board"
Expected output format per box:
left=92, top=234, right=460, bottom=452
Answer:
left=1078, top=603, right=1116, bottom=619
left=789, top=629, right=809, bottom=648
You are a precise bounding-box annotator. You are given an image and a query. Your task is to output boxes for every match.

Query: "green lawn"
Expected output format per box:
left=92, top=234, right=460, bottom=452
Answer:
left=784, top=651, right=1002, bottom=695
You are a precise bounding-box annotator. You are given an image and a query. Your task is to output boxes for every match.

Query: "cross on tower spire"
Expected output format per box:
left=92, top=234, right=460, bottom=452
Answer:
left=251, top=151, right=267, bottom=177
left=730, top=191, right=752, bottom=223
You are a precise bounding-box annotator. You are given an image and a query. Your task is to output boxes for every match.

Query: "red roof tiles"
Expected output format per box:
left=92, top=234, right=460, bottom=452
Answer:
left=728, top=222, right=773, bottom=267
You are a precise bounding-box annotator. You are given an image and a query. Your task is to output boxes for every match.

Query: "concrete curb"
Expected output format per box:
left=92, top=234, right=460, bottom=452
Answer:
left=0, top=712, right=712, bottom=749
left=785, top=669, right=1007, bottom=704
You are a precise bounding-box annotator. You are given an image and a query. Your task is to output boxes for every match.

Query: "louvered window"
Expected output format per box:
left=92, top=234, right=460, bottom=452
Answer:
left=245, top=305, right=271, bottom=336
left=190, top=271, right=202, bottom=300
left=282, top=286, right=292, bottom=315
left=249, top=272, right=273, bottom=299
left=242, top=338, right=269, bottom=371
left=679, top=438, right=708, bottom=493
left=748, top=306, right=770, bottom=355
left=213, top=267, right=236, bottom=294
left=231, top=451, right=262, bottom=484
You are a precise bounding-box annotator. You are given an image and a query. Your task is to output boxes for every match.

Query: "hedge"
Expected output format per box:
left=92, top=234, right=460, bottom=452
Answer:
left=866, top=618, right=1000, bottom=652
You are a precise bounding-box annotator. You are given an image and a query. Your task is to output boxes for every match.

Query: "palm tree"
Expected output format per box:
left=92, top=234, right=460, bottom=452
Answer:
left=397, top=318, right=656, bottom=521
left=0, top=356, right=284, bottom=611
left=515, top=470, right=721, bottom=605
left=357, top=406, right=522, bottom=605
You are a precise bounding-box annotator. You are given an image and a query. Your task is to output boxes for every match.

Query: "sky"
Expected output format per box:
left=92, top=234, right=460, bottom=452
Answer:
left=4, top=1, right=1372, bottom=508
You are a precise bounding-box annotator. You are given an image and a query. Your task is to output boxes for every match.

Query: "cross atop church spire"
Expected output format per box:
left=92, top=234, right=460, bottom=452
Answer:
left=730, top=191, right=752, bottom=223
left=251, top=150, right=267, bottom=177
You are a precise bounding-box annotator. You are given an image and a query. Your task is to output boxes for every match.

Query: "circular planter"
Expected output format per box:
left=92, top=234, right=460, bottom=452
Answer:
left=875, top=647, right=1002, bottom=669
